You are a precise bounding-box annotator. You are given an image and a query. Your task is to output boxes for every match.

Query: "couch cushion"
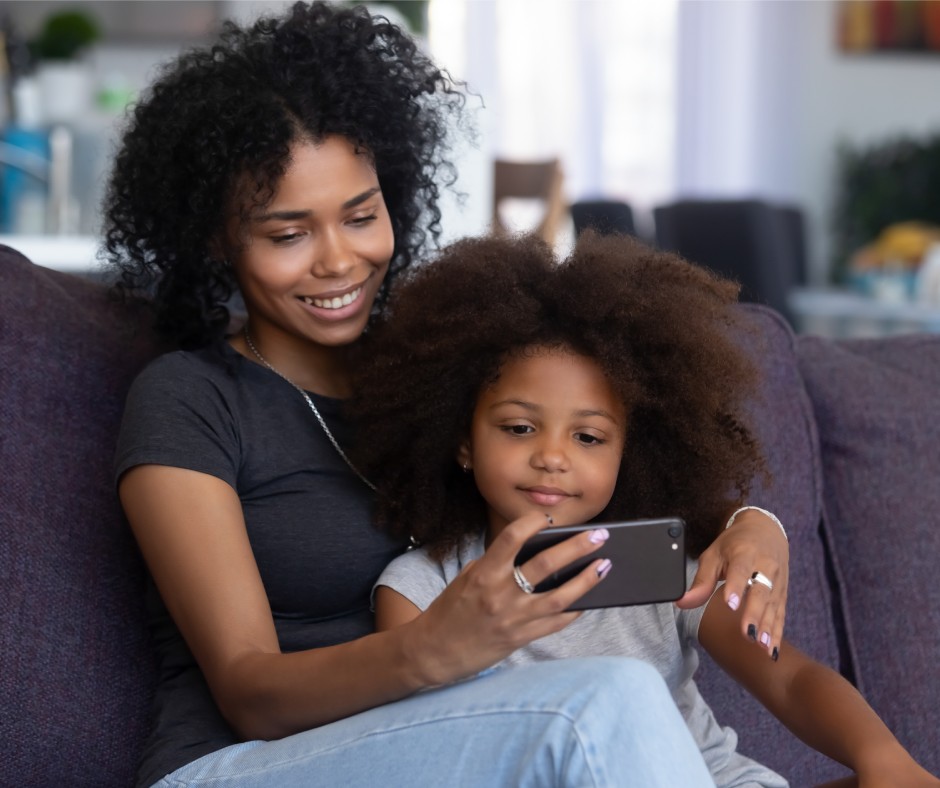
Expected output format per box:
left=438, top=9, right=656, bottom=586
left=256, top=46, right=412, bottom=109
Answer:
left=0, top=246, right=162, bottom=786
left=692, top=305, right=850, bottom=784
left=797, top=333, right=940, bottom=775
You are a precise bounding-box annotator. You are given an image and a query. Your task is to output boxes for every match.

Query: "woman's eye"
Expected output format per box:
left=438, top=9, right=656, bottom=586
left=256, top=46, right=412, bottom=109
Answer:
left=350, top=213, right=378, bottom=226
left=271, top=233, right=302, bottom=245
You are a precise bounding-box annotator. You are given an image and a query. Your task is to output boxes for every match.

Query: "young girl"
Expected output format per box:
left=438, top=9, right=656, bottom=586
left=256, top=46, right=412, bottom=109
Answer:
left=109, top=3, right=793, bottom=786
left=354, top=232, right=939, bottom=788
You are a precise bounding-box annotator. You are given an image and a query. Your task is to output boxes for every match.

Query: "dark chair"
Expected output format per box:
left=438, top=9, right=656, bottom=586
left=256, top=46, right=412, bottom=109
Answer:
left=653, top=199, right=803, bottom=322
left=570, top=199, right=636, bottom=238
left=777, top=203, right=808, bottom=286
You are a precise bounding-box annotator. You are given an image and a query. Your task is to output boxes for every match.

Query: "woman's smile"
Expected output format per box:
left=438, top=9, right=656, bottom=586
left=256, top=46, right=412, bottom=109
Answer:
left=300, top=285, right=364, bottom=310
left=296, top=275, right=373, bottom=321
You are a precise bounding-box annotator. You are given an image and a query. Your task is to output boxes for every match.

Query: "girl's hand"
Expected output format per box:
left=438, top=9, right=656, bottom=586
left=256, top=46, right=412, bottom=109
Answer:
left=402, top=511, right=609, bottom=686
left=675, top=507, right=789, bottom=656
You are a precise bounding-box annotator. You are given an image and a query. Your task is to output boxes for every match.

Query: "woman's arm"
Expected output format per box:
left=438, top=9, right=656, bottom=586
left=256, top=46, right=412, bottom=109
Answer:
left=122, top=466, right=607, bottom=740
left=676, top=507, right=789, bottom=654
left=121, top=464, right=428, bottom=740
left=699, top=593, right=938, bottom=786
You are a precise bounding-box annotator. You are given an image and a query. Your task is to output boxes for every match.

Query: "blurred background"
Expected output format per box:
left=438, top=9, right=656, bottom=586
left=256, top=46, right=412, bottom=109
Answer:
left=2, top=0, right=940, bottom=336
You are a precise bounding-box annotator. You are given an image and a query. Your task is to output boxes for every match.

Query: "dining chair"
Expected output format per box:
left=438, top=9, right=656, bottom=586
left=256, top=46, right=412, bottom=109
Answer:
left=492, top=158, right=566, bottom=245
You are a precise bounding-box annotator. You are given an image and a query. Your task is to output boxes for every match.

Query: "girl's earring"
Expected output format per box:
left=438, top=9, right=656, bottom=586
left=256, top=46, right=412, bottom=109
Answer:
left=462, top=462, right=471, bottom=473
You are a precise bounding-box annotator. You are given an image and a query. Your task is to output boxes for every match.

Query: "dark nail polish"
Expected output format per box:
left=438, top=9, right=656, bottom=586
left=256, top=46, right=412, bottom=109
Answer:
left=747, top=624, right=757, bottom=641
left=772, top=646, right=779, bottom=662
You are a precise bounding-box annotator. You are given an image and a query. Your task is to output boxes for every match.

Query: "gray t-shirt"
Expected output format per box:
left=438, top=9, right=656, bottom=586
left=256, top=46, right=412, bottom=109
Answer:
left=116, top=341, right=405, bottom=788
left=376, top=534, right=787, bottom=788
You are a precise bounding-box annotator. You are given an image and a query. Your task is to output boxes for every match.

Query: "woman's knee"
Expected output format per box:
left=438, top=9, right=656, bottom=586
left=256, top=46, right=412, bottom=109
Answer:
left=590, top=656, right=671, bottom=701
left=496, top=656, right=669, bottom=717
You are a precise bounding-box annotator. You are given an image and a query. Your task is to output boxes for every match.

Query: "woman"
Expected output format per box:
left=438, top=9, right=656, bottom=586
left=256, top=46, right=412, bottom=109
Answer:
left=107, top=3, right=790, bottom=786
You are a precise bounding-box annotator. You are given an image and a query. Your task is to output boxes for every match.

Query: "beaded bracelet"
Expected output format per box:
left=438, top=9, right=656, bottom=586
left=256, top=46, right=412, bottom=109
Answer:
left=724, top=505, right=788, bottom=542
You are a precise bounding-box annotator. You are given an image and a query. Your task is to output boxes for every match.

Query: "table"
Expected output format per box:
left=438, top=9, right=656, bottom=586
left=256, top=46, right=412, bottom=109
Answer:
left=787, top=286, right=940, bottom=338
left=0, top=234, right=101, bottom=273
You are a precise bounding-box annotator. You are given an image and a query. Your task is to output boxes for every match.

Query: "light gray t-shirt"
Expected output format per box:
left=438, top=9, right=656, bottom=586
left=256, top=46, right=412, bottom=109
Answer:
left=375, top=533, right=788, bottom=788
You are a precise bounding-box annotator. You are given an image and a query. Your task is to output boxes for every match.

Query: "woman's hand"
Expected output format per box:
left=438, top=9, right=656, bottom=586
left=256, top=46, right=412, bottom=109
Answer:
left=676, top=507, right=789, bottom=656
left=402, top=511, right=610, bottom=686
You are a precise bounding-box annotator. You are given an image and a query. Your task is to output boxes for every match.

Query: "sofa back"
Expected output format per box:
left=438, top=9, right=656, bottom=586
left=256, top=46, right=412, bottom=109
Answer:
left=0, top=246, right=162, bottom=786
left=797, top=332, right=940, bottom=775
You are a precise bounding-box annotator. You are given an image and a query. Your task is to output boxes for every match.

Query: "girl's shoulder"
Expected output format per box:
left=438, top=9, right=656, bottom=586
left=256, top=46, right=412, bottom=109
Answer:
left=377, top=534, right=485, bottom=592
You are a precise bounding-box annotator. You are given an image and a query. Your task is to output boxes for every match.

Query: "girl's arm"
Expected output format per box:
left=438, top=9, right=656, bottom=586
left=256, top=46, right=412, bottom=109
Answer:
left=121, top=466, right=607, bottom=741
left=699, top=592, right=938, bottom=786
left=374, top=586, right=422, bottom=631
left=677, top=507, right=789, bottom=653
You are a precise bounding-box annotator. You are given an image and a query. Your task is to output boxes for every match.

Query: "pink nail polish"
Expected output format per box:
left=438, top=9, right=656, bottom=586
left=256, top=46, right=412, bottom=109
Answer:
left=596, top=558, right=612, bottom=578
left=727, top=593, right=740, bottom=611
left=589, top=528, right=610, bottom=544
left=760, top=631, right=771, bottom=647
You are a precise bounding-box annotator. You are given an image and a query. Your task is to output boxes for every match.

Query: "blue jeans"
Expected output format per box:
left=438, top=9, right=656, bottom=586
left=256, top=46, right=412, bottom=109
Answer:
left=154, top=657, right=715, bottom=787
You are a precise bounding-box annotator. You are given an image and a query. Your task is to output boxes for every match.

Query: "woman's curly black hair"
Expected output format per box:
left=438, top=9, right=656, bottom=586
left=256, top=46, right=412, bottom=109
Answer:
left=349, top=232, right=770, bottom=560
left=103, top=1, right=466, bottom=349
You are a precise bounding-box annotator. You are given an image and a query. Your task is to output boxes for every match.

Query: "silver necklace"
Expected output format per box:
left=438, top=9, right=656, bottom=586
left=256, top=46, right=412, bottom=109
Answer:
left=242, top=326, right=376, bottom=491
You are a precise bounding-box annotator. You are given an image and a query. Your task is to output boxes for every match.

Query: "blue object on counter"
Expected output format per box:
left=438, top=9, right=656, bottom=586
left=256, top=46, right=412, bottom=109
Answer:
left=847, top=269, right=918, bottom=302
left=0, top=126, right=50, bottom=234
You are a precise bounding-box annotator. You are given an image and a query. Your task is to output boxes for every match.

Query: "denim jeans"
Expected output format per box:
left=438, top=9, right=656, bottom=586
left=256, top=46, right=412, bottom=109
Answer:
left=153, top=656, right=715, bottom=787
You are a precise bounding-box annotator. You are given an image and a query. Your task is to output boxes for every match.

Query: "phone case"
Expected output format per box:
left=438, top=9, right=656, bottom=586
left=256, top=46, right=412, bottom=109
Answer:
left=514, top=518, right=686, bottom=611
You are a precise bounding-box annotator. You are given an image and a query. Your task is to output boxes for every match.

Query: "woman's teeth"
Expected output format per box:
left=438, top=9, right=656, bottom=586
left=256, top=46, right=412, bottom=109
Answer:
left=303, top=287, right=362, bottom=310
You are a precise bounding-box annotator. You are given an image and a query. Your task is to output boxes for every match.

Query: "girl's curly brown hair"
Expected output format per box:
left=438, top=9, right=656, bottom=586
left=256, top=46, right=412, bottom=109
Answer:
left=349, top=232, right=769, bottom=559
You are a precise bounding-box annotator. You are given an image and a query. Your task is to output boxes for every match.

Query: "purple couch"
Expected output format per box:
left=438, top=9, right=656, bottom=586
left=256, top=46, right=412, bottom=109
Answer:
left=1, top=244, right=938, bottom=786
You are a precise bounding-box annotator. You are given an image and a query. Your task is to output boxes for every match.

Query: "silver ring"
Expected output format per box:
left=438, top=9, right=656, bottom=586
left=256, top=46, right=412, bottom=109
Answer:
left=747, top=571, right=774, bottom=592
left=513, top=565, right=535, bottom=594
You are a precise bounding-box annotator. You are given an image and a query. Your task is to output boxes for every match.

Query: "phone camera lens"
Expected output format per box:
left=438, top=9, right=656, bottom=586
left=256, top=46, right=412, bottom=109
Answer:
left=668, top=525, right=682, bottom=538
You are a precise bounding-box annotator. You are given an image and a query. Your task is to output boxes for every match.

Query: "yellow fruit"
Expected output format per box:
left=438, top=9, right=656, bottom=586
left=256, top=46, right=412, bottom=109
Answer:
left=873, top=222, right=940, bottom=265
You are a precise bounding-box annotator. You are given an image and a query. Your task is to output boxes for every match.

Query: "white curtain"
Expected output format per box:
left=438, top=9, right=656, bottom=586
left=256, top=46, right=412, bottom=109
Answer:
left=675, top=0, right=802, bottom=201
left=429, top=0, right=678, bottom=243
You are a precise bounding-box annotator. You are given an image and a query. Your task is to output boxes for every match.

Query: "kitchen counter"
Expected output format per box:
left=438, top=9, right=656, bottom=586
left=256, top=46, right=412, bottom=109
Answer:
left=0, top=234, right=102, bottom=273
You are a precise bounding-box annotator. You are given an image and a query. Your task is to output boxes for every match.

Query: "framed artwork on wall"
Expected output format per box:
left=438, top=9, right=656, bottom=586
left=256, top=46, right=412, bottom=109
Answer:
left=838, top=0, right=940, bottom=53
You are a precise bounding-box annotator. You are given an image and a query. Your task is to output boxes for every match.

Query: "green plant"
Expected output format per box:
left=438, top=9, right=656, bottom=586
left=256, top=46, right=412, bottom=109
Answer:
left=831, top=132, right=940, bottom=282
left=30, top=9, right=101, bottom=61
left=349, top=2, right=428, bottom=36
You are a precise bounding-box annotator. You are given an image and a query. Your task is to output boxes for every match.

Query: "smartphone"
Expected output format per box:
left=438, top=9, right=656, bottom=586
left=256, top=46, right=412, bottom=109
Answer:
left=514, top=517, right=686, bottom=611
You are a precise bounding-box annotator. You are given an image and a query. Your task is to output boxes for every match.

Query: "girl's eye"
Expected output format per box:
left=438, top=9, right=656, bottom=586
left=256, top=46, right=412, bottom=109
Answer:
left=576, top=433, right=604, bottom=446
left=501, top=424, right=534, bottom=436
